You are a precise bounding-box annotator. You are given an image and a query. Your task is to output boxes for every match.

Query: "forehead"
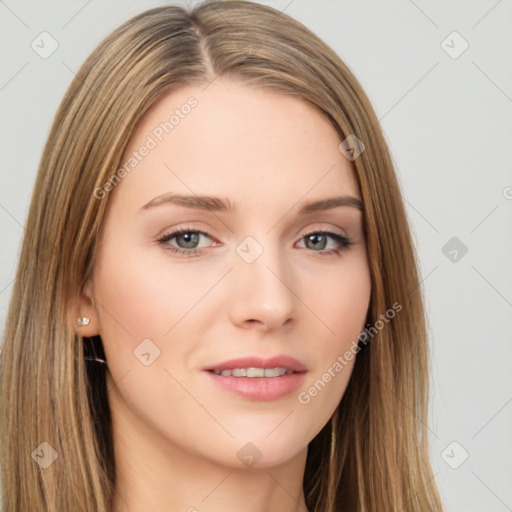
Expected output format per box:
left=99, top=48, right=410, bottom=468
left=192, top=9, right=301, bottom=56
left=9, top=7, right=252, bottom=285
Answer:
left=109, top=79, right=360, bottom=214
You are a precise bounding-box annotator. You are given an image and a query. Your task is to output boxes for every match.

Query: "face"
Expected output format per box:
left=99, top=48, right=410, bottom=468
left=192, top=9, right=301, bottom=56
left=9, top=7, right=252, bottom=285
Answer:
left=79, top=79, right=371, bottom=469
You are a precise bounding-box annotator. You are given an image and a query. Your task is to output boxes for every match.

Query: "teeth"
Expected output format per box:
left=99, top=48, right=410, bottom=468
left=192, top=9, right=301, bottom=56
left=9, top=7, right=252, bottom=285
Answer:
left=213, top=367, right=292, bottom=377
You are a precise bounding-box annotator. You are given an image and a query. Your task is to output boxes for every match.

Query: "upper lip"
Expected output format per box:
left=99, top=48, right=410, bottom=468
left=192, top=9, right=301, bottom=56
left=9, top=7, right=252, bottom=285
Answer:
left=204, top=355, right=308, bottom=373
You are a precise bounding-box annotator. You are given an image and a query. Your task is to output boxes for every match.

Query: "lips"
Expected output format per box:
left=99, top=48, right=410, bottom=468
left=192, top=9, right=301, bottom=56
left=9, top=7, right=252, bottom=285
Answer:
left=202, top=355, right=308, bottom=400
left=203, top=355, right=308, bottom=374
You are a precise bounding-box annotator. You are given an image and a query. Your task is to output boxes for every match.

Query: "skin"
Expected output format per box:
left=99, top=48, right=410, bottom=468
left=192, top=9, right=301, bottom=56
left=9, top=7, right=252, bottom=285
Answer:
left=74, top=79, right=371, bottom=512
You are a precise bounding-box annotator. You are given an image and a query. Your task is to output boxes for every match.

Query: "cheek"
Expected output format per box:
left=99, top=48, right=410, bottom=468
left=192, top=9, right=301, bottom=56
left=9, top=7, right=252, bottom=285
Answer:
left=295, top=254, right=370, bottom=424
left=92, top=247, right=209, bottom=350
left=308, top=252, right=371, bottom=343
left=93, top=253, right=162, bottom=350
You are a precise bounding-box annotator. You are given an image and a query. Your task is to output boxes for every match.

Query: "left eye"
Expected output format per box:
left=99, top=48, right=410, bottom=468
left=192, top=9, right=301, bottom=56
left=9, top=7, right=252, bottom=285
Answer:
left=296, top=231, right=350, bottom=252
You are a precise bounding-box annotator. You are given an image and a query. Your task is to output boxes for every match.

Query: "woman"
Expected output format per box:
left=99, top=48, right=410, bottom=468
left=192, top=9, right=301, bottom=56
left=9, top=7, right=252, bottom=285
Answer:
left=0, top=1, right=444, bottom=511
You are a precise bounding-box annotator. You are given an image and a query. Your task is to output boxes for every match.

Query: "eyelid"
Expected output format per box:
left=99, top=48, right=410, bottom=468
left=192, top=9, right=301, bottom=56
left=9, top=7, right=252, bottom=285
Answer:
left=157, top=226, right=217, bottom=245
left=295, top=223, right=348, bottom=239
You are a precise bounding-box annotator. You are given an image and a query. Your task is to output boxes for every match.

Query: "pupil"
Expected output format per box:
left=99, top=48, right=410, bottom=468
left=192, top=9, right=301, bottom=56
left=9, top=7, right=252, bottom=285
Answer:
left=307, top=234, right=326, bottom=250
left=178, top=232, right=199, bottom=248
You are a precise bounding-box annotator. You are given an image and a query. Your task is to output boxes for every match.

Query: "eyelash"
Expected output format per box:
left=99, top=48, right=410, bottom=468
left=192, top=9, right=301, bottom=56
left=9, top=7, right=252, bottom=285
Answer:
left=157, top=226, right=354, bottom=258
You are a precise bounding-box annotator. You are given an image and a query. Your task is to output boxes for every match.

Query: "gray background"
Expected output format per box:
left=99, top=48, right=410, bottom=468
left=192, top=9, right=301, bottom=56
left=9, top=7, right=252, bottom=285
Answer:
left=1, top=1, right=511, bottom=510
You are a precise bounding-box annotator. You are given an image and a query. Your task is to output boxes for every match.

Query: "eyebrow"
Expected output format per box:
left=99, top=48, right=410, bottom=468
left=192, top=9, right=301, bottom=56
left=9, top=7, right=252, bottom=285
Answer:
left=141, top=193, right=363, bottom=214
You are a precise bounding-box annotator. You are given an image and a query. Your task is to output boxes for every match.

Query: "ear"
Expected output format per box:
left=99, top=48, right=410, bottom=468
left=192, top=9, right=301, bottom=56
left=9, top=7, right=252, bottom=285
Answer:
left=68, top=278, right=100, bottom=337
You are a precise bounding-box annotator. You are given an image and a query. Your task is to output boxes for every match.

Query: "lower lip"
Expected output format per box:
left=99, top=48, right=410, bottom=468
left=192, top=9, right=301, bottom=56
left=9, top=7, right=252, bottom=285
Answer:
left=203, top=371, right=307, bottom=401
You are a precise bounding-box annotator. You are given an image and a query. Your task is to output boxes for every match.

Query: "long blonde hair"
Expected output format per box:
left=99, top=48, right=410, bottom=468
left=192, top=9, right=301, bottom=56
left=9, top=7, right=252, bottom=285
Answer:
left=0, top=1, right=443, bottom=510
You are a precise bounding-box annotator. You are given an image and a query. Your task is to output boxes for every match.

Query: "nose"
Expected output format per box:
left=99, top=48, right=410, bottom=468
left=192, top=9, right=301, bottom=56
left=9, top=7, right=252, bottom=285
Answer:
left=229, top=239, right=296, bottom=332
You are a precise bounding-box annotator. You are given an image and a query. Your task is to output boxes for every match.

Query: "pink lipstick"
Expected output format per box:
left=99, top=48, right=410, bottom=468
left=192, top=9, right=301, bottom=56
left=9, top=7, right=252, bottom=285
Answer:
left=203, top=355, right=308, bottom=401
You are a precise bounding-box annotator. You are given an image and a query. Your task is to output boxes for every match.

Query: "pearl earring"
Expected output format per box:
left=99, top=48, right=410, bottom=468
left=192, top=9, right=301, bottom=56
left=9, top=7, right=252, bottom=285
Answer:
left=76, top=317, right=90, bottom=326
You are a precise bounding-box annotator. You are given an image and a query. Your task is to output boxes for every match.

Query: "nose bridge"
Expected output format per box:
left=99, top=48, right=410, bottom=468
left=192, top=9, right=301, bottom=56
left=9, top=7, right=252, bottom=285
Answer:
left=230, top=233, right=295, bottom=329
